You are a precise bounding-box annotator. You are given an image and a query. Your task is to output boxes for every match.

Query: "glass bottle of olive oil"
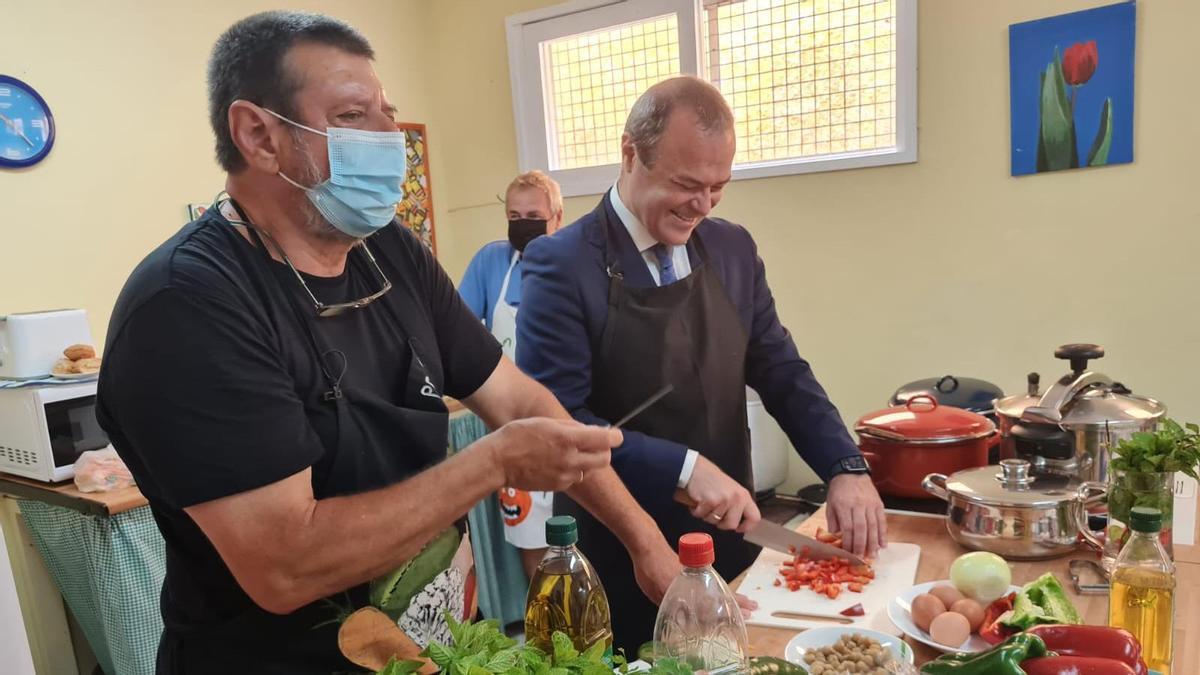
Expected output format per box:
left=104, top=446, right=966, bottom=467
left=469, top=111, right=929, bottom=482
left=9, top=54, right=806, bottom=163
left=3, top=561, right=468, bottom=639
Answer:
left=1109, top=506, right=1175, bottom=674
left=524, top=516, right=613, bottom=663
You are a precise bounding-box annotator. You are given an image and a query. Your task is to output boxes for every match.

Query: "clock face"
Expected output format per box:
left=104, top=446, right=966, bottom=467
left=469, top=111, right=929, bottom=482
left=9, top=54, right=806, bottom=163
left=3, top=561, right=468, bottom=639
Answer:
left=0, top=75, right=55, bottom=168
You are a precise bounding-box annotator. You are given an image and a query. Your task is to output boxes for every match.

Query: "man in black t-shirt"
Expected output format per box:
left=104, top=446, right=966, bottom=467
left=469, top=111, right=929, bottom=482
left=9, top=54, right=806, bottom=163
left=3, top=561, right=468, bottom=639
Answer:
left=97, top=12, right=680, bottom=674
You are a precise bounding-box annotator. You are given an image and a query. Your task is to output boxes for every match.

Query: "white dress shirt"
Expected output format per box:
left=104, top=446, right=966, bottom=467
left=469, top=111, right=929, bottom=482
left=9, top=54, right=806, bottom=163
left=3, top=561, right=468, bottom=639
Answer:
left=610, top=185, right=700, bottom=489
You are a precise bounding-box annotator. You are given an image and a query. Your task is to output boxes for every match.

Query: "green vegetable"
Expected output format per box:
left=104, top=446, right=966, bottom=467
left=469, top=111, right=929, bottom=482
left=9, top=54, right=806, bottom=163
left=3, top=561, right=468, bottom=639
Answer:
left=1111, top=418, right=1200, bottom=480
left=919, top=633, right=1050, bottom=674
left=747, top=655, right=806, bottom=675
left=413, top=612, right=692, bottom=675
left=376, top=657, right=426, bottom=675
left=370, top=526, right=462, bottom=619
left=637, top=642, right=657, bottom=664
left=998, top=573, right=1081, bottom=631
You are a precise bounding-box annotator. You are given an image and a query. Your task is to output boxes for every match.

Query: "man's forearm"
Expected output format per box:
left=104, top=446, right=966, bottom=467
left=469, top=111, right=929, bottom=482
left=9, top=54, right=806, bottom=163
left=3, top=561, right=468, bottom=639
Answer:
left=195, top=439, right=508, bottom=615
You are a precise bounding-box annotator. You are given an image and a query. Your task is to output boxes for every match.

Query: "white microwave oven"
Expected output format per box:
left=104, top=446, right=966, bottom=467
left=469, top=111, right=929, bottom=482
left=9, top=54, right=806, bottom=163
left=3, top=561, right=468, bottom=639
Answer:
left=0, top=381, right=111, bottom=482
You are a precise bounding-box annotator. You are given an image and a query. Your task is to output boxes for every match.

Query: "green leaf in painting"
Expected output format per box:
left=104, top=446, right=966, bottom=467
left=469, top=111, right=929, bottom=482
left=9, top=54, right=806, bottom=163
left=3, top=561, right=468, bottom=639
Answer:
left=1087, top=98, right=1113, bottom=166
left=1038, top=51, right=1075, bottom=171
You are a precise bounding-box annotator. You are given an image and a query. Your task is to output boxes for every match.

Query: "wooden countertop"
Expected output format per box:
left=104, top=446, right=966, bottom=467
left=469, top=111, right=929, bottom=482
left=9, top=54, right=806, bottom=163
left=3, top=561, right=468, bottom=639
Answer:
left=738, top=507, right=1199, bottom=669
left=0, top=472, right=147, bottom=516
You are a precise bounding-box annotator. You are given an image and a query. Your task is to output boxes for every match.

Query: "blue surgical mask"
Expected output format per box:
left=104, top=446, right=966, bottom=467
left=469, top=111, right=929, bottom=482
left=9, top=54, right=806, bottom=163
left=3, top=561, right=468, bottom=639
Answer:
left=264, top=108, right=407, bottom=238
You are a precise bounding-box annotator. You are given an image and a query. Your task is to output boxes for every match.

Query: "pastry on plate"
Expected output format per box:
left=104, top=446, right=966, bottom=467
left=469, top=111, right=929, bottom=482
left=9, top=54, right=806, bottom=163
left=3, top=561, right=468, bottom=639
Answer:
left=64, top=344, right=96, bottom=361
left=75, top=357, right=103, bottom=374
left=52, top=358, right=79, bottom=375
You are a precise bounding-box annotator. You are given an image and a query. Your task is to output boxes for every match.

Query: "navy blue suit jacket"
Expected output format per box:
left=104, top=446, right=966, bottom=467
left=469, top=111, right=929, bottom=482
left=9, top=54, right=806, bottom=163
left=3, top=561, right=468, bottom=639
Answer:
left=516, top=193, right=861, bottom=503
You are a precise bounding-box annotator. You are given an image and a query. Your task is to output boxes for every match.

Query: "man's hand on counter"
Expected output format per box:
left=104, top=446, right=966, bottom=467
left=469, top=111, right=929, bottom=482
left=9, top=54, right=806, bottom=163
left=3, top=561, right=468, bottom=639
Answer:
left=826, top=473, right=887, bottom=559
left=683, top=455, right=762, bottom=532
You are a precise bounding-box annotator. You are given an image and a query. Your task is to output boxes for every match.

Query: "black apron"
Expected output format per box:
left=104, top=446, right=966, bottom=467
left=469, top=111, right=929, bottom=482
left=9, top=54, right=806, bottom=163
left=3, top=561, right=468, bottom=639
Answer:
left=556, top=198, right=759, bottom=654
left=158, top=202, right=455, bottom=675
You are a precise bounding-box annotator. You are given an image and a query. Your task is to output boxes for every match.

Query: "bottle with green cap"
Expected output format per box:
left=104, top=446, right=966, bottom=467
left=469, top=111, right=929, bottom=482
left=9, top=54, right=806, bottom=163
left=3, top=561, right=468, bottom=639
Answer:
left=1108, top=506, right=1175, bottom=674
left=524, top=515, right=613, bottom=662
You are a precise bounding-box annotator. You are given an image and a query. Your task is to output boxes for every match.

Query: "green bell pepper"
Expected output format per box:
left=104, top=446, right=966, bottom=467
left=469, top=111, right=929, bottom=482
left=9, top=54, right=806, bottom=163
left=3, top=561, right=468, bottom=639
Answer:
left=919, top=633, right=1051, bottom=674
left=999, top=573, right=1082, bottom=631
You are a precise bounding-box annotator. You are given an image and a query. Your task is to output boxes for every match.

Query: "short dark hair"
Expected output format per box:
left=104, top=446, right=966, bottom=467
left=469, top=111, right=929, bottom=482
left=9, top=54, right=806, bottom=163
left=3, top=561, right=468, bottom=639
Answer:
left=207, top=11, right=374, bottom=172
left=624, top=76, right=734, bottom=167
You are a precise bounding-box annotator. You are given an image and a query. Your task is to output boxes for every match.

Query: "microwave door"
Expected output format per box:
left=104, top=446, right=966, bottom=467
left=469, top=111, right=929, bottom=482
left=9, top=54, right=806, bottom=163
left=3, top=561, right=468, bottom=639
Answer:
left=43, top=395, right=110, bottom=481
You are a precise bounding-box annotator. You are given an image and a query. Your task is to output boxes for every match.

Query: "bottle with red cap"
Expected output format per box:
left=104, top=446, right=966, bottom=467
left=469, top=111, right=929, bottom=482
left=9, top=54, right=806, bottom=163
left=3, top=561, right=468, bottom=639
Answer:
left=652, top=532, right=749, bottom=674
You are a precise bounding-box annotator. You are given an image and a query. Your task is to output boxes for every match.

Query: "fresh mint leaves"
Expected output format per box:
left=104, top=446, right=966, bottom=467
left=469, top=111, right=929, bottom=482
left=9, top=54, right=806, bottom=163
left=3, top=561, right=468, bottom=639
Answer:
left=375, top=613, right=694, bottom=675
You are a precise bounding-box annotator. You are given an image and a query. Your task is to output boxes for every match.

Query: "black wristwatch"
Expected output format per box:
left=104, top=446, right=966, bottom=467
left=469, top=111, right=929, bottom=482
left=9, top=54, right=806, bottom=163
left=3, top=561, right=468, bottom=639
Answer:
left=828, top=454, right=871, bottom=479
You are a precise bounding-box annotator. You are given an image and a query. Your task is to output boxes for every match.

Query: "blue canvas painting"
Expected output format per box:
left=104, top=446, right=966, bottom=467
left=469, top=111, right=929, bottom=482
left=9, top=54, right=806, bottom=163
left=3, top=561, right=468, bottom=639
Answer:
left=1009, top=2, right=1136, bottom=176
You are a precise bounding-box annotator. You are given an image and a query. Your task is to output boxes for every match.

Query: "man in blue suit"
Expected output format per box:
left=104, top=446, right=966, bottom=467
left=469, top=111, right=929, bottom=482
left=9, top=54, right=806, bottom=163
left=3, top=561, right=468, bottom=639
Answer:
left=517, top=76, right=886, bottom=652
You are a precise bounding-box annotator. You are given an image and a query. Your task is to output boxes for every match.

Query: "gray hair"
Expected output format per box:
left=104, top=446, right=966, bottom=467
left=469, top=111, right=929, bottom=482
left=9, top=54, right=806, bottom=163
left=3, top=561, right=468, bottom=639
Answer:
left=624, top=76, right=734, bottom=167
left=207, top=11, right=374, bottom=173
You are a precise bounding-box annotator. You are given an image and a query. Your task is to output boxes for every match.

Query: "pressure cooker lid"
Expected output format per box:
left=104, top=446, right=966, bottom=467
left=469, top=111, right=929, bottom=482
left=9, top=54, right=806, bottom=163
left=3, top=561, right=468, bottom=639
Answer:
left=1060, top=388, right=1167, bottom=428
left=890, top=375, right=1003, bottom=414
left=943, top=459, right=1079, bottom=507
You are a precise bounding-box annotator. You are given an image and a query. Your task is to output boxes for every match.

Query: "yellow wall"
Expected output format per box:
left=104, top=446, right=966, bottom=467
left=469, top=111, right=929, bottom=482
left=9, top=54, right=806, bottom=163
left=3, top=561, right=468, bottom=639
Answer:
left=0, top=0, right=434, bottom=347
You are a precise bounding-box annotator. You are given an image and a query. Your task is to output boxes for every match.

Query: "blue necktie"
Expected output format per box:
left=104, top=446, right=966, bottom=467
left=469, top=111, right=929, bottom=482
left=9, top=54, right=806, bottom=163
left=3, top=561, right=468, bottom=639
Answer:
left=652, top=243, right=677, bottom=285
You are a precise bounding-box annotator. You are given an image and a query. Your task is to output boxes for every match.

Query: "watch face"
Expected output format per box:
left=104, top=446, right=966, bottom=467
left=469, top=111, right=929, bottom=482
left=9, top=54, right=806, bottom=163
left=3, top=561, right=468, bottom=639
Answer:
left=843, top=456, right=870, bottom=472
left=0, top=75, right=55, bottom=168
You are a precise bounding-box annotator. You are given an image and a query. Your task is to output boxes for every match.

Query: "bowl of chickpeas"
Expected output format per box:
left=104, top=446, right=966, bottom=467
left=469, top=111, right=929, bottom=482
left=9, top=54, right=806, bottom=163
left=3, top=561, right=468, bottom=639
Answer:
left=784, top=628, right=914, bottom=674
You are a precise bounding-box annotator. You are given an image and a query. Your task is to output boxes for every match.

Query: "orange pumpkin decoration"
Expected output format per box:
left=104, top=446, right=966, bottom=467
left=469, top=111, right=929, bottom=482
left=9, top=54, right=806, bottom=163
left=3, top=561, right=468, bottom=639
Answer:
left=498, top=487, right=532, bottom=527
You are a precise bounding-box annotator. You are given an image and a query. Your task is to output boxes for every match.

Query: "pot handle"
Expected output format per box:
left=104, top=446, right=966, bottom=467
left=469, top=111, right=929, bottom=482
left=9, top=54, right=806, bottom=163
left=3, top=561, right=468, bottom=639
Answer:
left=906, top=394, right=938, bottom=411
left=1076, top=481, right=1109, bottom=552
left=922, top=473, right=950, bottom=502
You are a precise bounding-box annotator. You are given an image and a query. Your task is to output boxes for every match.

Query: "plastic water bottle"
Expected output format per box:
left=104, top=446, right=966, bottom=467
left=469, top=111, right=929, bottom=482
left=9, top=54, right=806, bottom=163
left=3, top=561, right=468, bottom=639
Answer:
left=653, top=533, right=749, bottom=675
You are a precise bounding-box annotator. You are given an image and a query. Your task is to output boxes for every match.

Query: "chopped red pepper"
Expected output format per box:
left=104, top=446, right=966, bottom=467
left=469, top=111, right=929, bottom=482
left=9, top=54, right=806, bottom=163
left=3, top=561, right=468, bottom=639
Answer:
left=978, top=592, right=1017, bottom=645
left=839, top=603, right=865, bottom=617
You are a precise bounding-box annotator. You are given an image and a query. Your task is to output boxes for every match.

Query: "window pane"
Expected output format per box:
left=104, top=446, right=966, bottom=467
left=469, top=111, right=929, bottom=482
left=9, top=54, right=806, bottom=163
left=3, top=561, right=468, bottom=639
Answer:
left=542, top=14, right=682, bottom=170
left=706, top=0, right=897, bottom=164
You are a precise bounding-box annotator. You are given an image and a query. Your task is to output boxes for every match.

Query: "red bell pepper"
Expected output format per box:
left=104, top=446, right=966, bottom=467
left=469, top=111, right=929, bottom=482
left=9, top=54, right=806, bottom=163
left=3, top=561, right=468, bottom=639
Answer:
left=1021, top=656, right=1137, bottom=675
left=1023, top=625, right=1147, bottom=675
left=979, top=592, right=1017, bottom=645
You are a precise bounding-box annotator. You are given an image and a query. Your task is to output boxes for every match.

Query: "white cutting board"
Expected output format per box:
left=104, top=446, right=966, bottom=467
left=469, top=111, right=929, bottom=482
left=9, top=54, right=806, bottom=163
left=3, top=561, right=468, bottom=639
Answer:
left=735, top=542, right=921, bottom=634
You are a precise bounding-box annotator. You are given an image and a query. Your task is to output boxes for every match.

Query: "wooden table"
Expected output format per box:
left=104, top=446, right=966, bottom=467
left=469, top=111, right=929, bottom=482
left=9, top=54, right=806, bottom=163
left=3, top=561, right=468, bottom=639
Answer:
left=738, top=507, right=1200, bottom=670
left=0, top=472, right=146, bottom=516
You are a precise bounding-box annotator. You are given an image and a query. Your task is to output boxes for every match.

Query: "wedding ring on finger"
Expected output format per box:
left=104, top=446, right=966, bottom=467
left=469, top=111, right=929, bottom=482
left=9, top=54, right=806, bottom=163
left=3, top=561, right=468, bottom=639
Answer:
left=577, top=470, right=586, bottom=484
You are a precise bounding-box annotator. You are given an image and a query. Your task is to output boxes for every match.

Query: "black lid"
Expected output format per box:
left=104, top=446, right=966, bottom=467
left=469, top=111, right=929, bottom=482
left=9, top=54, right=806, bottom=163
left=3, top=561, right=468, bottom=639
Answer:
left=890, top=375, right=1003, bottom=414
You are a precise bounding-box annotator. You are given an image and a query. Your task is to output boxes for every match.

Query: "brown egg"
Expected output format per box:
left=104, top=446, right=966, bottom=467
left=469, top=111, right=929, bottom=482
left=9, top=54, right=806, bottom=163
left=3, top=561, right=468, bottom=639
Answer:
left=950, top=598, right=985, bottom=632
left=929, top=584, right=965, bottom=608
left=929, top=611, right=972, bottom=647
left=910, top=593, right=947, bottom=632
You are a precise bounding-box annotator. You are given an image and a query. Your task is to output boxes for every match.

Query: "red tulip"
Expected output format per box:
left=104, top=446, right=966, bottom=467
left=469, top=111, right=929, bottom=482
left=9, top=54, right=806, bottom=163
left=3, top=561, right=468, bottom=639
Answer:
left=1062, top=41, right=1098, bottom=85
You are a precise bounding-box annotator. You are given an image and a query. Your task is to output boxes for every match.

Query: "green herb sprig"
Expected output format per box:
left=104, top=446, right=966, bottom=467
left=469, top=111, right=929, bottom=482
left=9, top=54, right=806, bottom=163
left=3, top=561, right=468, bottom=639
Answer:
left=376, top=613, right=693, bottom=675
left=1111, top=418, right=1200, bottom=479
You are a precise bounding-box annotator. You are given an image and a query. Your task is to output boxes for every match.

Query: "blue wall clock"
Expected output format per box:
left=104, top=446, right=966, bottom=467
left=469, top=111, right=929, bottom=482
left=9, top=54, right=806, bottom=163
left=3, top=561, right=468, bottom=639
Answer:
left=0, top=75, right=56, bottom=168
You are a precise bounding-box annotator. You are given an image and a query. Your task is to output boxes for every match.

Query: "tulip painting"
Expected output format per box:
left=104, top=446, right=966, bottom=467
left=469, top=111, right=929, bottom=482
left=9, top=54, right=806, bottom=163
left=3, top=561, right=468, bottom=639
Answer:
left=1009, top=3, right=1135, bottom=176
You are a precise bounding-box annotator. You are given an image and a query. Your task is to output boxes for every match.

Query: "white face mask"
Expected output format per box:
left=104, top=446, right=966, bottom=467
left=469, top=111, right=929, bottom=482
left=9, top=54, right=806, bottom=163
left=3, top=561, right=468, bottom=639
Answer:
left=266, top=108, right=407, bottom=238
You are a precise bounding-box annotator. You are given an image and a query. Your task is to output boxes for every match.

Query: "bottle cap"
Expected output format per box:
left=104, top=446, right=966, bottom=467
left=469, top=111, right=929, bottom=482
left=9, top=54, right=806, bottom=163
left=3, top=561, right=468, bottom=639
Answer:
left=678, top=532, right=715, bottom=567
left=1129, top=506, right=1163, bottom=534
left=545, top=515, right=578, bottom=546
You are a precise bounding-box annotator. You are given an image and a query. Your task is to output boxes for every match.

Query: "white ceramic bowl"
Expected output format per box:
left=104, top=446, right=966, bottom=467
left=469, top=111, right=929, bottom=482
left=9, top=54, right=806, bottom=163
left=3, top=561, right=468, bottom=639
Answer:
left=785, top=626, right=913, bottom=672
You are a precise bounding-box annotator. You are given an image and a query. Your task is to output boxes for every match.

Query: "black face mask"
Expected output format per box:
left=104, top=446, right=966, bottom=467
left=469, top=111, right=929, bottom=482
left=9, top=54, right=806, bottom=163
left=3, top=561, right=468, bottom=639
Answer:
left=507, top=218, right=547, bottom=253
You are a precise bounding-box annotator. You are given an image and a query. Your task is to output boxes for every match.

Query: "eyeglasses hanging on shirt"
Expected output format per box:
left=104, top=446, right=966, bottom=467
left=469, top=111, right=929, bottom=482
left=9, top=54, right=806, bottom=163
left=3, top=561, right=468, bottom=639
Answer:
left=218, top=197, right=393, bottom=317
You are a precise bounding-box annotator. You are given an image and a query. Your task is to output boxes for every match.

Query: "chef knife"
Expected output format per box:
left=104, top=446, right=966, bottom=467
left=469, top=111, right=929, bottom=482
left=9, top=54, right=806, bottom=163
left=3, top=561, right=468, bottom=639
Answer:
left=673, top=489, right=867, bottom=565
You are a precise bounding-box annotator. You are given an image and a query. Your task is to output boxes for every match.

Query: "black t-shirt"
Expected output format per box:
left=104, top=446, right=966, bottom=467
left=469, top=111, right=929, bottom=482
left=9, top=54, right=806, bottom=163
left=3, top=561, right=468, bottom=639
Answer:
left=97, top=206, right=501, bottom=674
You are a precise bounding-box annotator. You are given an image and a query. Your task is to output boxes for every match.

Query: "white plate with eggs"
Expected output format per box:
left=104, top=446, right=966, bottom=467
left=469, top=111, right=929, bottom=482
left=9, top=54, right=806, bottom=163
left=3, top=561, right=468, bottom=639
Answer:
left=886, top=580, right=1021, bottom=653
left=785, top=627, right=913, bottom=673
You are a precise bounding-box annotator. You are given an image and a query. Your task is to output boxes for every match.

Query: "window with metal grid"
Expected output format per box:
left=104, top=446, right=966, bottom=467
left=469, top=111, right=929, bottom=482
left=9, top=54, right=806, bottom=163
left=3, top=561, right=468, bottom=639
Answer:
left=544, top=15, right=683, bottom=170
left=705, top=0, right=897, bottom=164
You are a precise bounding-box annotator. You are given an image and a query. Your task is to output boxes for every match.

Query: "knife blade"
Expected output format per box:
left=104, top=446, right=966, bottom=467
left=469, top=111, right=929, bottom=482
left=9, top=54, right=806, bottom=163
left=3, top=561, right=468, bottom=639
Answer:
left=671, top=489, right=866, bottom=565
left=743, top=519, right=866, bottom=565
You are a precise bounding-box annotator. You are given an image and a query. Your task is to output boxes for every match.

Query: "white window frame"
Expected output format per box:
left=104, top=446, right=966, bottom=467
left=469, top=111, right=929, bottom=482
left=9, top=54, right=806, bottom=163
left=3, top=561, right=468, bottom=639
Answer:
left=507, top=0, right=918, bottom=197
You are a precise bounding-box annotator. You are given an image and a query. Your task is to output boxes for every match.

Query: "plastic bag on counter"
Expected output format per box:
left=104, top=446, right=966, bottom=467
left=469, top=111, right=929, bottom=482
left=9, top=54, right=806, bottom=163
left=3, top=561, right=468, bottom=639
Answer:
left=73, top=448, right=136, bottom=492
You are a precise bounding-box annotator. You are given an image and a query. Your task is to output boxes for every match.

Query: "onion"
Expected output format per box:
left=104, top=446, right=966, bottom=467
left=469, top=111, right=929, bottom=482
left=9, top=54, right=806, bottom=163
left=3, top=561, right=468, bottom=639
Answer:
left=949, top=552, right=1012, bottom=603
